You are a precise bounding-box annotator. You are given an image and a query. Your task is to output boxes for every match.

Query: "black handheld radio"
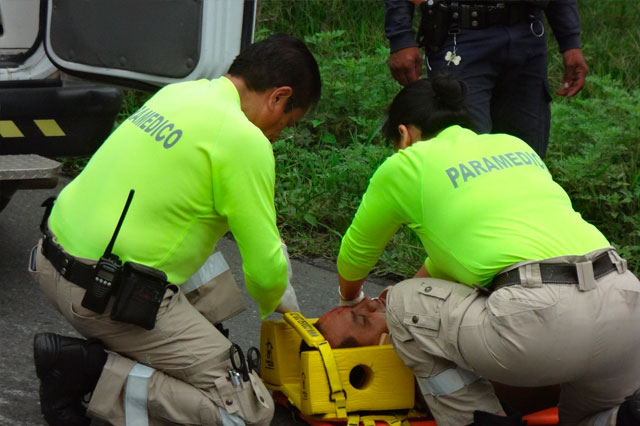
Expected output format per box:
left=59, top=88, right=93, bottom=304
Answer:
left=81, top=190, right=135, bottom=314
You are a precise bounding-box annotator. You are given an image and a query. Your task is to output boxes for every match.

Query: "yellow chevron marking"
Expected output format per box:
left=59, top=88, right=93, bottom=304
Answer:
left=34, top=119, right=66, bottom=137
left=0, top=120, right=25, bottom=138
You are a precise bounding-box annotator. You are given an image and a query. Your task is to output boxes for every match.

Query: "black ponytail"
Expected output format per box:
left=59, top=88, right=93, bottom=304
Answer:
left=383, top=74, right=476, bottom=144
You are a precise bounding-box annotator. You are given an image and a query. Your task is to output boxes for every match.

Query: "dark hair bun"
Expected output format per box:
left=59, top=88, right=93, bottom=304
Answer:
left=432, top=74, right=467, bottom=110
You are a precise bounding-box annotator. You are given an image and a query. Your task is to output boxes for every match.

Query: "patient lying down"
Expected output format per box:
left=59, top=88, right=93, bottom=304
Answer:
left=311, top=287, right=559, bottom=416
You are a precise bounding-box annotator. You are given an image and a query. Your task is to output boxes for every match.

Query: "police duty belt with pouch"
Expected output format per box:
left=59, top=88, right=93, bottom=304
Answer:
left=81, top=189, right=169, bottom=330
left=417, top=0, right=550, bottom=53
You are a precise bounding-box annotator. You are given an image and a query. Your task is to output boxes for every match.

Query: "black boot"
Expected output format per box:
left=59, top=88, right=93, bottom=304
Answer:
left=33, top=333, right=107, bottom=426
left=471, top=410, right=527, bottom=426
left=617, top=388, right=640, bottom=426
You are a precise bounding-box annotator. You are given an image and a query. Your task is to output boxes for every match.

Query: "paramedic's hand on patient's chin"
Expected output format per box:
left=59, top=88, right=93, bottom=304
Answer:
left=339, top=287, right=365, bottom=307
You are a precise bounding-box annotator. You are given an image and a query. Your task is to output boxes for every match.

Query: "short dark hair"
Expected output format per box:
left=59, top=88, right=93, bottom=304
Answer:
left=227, top=33, right=322, bottom=111
left=314, top=319, right=361, bottom=349
left=382, top=74, right=476, bottom=144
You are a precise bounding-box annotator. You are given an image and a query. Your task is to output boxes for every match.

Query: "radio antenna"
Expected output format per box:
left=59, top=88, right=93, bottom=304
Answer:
left=103, top=189, right=135, bottom=257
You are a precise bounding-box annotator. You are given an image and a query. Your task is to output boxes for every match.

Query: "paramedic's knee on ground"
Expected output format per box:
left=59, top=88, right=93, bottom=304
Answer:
left=93, top=352, right=274, bottom=426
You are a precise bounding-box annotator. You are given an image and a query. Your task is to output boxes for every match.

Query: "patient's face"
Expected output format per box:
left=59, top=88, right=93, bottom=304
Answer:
left=316, top=292, right=389, bottom=348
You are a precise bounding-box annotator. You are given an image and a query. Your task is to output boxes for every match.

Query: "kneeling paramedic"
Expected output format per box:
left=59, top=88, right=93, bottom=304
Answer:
left=330, top=76, right=640, bottom=426
left=29, top=33, right=321, bottom=426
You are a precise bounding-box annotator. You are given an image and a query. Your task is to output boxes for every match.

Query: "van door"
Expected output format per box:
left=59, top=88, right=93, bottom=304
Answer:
left=0, top=0, right=255, bottom=210
left=0, top=0, right=256, bottom=155
left=44, top=0, right=256, bottom=88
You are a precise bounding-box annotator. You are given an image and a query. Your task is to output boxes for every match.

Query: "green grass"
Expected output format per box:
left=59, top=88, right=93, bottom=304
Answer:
left=257, top=0, right=640, bottom=276
left=545, top=75, right=640, bottom=266
left=256, top=0, right=387, bottom=55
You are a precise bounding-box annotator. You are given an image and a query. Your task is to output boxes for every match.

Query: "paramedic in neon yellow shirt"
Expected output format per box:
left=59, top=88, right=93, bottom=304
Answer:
left=332, top=76, right=640, bottom=426
left=32, top=34, right=321, bottom=426
left=337, top=79, right=607, bottom=299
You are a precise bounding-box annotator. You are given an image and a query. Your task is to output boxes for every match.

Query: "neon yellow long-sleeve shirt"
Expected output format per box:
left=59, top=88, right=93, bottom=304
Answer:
left=49, top=77, right=288, bottom=317
left=338, top=125, right=609, bottom=286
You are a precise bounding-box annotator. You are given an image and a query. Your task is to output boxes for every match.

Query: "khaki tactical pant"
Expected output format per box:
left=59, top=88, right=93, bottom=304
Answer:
left=30, top=239, right=274, bottom=426
left=386, top=248, right=640, bottom=426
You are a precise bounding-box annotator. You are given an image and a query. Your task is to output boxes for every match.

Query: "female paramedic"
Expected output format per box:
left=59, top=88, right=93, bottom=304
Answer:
left=333, top=75, right=640, bottom=426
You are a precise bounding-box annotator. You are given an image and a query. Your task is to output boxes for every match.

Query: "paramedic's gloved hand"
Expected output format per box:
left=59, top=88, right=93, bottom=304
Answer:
left=275, top=242, right=300, bottom=313
left=275, top=279, right=300, bottom=313
left=339, top=288, right=365, bottom=307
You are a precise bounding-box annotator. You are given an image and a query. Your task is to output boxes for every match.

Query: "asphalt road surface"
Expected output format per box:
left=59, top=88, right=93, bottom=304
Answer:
left=0, top=177, right=393, bottom=426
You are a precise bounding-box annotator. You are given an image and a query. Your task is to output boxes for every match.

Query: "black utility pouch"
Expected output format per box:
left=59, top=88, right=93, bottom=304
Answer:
left=110, top=262, right=168, bottom=330
left=418, top=1, right=450, bottom=53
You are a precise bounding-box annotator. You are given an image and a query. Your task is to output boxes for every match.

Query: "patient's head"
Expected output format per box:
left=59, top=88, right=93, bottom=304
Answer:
left=314, top=293, right=389, bottom=348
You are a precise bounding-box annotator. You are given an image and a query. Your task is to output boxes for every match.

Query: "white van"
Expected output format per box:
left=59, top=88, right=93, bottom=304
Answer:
left=0, top=0, right=256, bottom=211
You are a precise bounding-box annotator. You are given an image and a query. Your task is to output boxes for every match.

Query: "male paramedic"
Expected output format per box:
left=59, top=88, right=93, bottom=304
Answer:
left=30, top=33, right=321, bottom=426
left=327, top=76, right=640, bottom=426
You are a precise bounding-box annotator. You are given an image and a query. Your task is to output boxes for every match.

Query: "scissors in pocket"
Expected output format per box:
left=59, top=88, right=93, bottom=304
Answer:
left=229, top=343, right=260, bottom=382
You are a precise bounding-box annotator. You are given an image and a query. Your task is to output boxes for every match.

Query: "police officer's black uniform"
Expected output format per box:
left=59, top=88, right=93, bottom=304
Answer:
left=384, top=0, right=583, bottom=157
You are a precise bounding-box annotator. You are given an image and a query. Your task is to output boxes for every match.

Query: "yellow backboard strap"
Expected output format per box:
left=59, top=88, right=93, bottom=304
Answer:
left=317, top=340, right=347, bottom=417
left=348, top=413, right=411, bottom=426
left=347, top=414, right=361, bottom=426
left=284, top=312, right=348, bottom=418
left=285, top=312, right=325, bottom=346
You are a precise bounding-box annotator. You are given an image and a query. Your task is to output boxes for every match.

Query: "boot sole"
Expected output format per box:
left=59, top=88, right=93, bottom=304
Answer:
left=33, top=333, right=60, bottom=380
left=34, top=333, right=92, bottom=426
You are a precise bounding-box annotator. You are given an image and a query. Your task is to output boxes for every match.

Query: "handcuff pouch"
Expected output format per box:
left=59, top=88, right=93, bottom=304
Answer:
left=417, top=1, right=450, bottom=53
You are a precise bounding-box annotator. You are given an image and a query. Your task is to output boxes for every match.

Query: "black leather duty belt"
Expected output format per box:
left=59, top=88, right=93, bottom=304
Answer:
left=491, top=252, right=618, bottom=289
left=450, top=2, right=538, bottom=30
left=41, top=233, right=94, bottom=289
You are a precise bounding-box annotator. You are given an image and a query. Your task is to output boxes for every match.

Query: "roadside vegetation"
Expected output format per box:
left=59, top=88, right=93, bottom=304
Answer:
left=258, top=0, right=640, bottom=277
left=67, top=0, right=640, bottom=277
